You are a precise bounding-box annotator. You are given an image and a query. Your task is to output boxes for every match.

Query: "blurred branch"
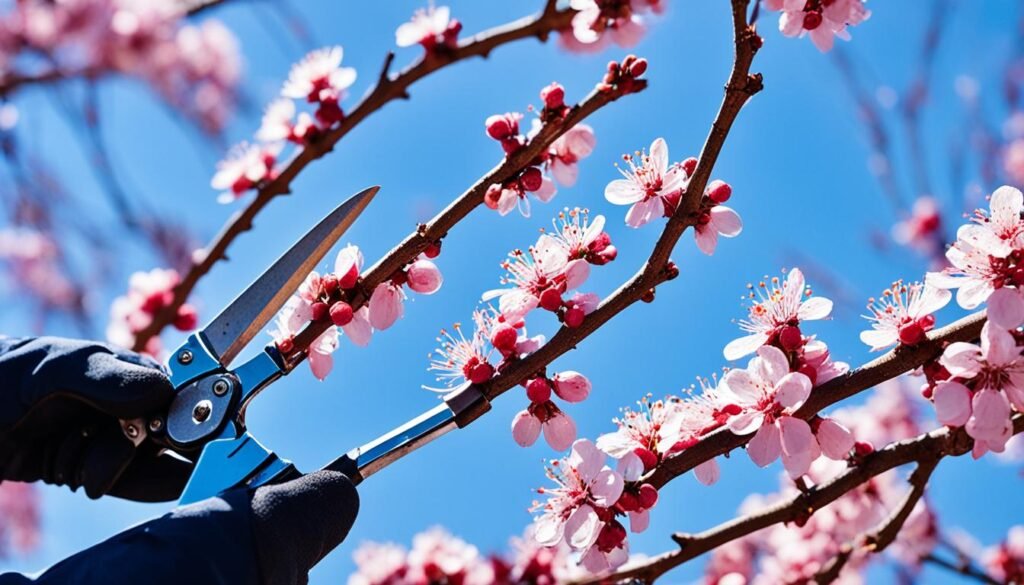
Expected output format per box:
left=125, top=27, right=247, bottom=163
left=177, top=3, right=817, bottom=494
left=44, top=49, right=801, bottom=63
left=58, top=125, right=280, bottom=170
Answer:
left=132, top=2, right=578, bottom=349
left=813, top=458, right=939, bottom=584
left=575, top=416, right=1024, bottom=585
left=922, top=553, right=1001, bottom=585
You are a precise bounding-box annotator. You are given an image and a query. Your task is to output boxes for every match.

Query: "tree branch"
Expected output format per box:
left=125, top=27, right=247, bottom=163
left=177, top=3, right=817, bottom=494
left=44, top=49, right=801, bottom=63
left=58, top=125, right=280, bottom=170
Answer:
left=813, top=457, right=939, bottom=584
left=923, top=553, right=1002, bottom=585
left=646, top=309, right=986, bottom=489
left=575, top=416, right=1024, bottom=584
left=132, top=3, right=578, bottom=350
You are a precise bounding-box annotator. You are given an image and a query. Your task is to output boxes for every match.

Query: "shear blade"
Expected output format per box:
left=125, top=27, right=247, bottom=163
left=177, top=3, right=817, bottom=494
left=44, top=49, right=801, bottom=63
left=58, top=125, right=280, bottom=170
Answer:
left=179, top=431, right=292, bottom=505
left=199, top=186, right=378, bottom=366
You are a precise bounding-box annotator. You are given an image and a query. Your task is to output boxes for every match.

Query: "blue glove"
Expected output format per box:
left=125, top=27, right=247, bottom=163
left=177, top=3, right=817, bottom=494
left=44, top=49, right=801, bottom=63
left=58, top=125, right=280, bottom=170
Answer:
left=0, top=337, right=190, bottom=501
left=0, top=470, right=360, bottom=585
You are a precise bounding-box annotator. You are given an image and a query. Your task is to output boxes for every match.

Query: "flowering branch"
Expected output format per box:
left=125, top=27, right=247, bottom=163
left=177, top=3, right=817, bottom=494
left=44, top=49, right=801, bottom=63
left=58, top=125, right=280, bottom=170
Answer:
left=812, top=457, right=939, bottom=584
left=472, top=0, right=763, bottom=404
left=645, top=309, right=986, bottom=489
left=575, top=415, right=1024, bottom=585
left=131, top=2, right=578, bottom=350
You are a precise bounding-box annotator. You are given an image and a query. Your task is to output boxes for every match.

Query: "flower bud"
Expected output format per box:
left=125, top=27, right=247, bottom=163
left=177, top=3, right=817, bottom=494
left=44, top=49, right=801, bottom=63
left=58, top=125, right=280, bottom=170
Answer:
left=564, top=306, right=585, bottom=327
left=511, top=410, right=541, bottom=447
left=596, top=521, right=627, bottom=551
left=174, top=304, right=198, bottom=331
left=406, top=259, right=443, bottom=294
left=706, top=180, right=732, bottom=204
left=485, top=114, right=514, bottom=139
left=338, top=264, right=359, bottom=290
left=638, top=483, right=659, bottom=509
left=526, top=378, right=552, bottom=403
left=484, top=184, right=503, bottom=210
left=552, top=370, right=591, bottom=402
left=520, top=166, right=544, bottom=192
left=803, top=10, right=823, bottom=30
left=490, top=323, right=519, bottom=353
left=629, top=58, right=648, bottom=77
left=322, top=273, right=339, bottom=295
left=681, top=157, right=698, bottom=176
left=329, top=301, right=354, bottom=326
left=469, top=360, right=495, bottom=384
left=424, top=241, right=442, bottom=259
left=633, top=447, right=658, bottom=471
left=617, top=490, right=640, bottom=512
left=778, top=325, right=803, bottom=352
left=276, top=336, right=294, bottom=354
left=540, top=82, right=566, bottom=110
left=311, top=301, right=329, bottom=321
left=898, top=320, right=926, bottom=345
left=539, top=288, right=563, bottom=312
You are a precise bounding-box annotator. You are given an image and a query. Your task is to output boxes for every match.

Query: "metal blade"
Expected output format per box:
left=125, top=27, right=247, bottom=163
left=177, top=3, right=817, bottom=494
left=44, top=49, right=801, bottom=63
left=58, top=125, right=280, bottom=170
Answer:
left=200, top=186, right=378, bottom=366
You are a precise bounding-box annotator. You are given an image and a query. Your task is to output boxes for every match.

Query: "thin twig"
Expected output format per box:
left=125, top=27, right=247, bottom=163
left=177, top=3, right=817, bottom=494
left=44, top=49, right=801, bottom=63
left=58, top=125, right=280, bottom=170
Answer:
left=132, top=2, right=578, bottom=349
left=923, top=554, right=1001, bottom=585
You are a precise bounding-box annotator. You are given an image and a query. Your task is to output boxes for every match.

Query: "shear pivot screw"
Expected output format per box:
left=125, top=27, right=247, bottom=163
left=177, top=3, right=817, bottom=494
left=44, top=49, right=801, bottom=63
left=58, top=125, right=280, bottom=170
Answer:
left=124, top=424, right=140, bottom=439
left=192, top=400, right=212, bottom=424
left=178, top=350, right=194, bottom=365
left=212, top=379, right=230, bottom=396
left=148, top=418, right=163, bottom=433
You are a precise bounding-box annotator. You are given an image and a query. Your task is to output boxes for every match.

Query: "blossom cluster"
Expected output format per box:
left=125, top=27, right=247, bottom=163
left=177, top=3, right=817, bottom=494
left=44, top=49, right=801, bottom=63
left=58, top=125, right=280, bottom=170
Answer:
left=106, top=268, right=198, bottom=356
left=705, top=381, right=937, bottom=584
left=272, top=243, right=443, bottom=380
left=605, top=137, right=741, bottom=254
left=427, top=209, right=612, bottom=450
left=483, top=83, right=597, bottom=217
left=347, top=527, right=574, bottom=585
left=4, top=0, right=240, bottom=131
left=0, top=482, right=39, bottom=558
left=530, top=268, right=858, bottom=574
left=983, top=525, right=1024, bottom=584
left=763, top=0, right=871, bottom=52
left=0, top=228, right=78, bottom=314
left=395, top=5, right=461, bottom=53
left=923, top=186, right=1024, bottom=458
left=560, top=0, right=666, bottom=53
left=215, top=46, right=356, bottom=203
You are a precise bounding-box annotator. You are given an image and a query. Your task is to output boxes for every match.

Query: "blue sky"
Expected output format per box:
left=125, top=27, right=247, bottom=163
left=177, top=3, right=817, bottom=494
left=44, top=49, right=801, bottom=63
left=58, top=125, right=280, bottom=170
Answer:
left=1, top=1, right=1023, bottom=583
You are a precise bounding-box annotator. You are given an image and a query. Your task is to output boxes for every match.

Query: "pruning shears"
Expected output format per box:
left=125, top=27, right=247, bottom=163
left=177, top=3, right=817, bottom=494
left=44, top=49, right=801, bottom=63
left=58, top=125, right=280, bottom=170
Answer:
left=122, top=186, right=490, bottom=505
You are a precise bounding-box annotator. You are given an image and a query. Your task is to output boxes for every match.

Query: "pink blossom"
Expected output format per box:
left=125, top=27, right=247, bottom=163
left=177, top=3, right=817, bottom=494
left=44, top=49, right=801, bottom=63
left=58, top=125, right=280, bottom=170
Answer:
left=533, top=439, right=626, bottom=570
left=893, top=196, right=943, bottom=254
left=928, top=186, right=1024, bottom=313
left=935, top=322, right=1024, bottom=457
left=211, top=142, right=281, bottom=203
left=766, top=0, right=871, bottom=52
left=547, top=125, right=596, bottom=186
left=281, top=46, right=357, bottom=102
left=720, top=346, right=830, bottom=478
left=0, top=228, right=77, bottom=312
left=983, top=526, right=1024, bottom=584
left=405, top=528, right=492, bottom=585
left=395, top=5, right=460, bottom=51
left=406, top=257, right=443, bottom=294
left=483, top=238, right=571, bottom=322
left=107, top=268, right=197, bottom=355
left=426, top=316, right=494, bottom=391
left=1005, top=139, right=1024, bottom=187
left=723, top=268, right=833, bottom=361
left=859, top=281, right=950, bottom=351
left=546, top=208, right=617, bottom=267
left=0, top=482, right=39, bottom=555
left=347, top=541, right=408, bottom=585
left=514, top=402, right=577, bottom=450
left=694, top=205, right=743, bottom=255
left=567, top=0, right=648, bottom=49
left=605, top=137, right=688, bottom=228
left=271, top=279, right=339, bottom=380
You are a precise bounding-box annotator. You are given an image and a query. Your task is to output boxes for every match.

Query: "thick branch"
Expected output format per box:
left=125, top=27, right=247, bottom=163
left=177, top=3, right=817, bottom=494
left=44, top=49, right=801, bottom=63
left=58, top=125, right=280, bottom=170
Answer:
left=132, top=3, right=577, bottom=350
left=646, top=309, right=986, bottom=489
left=578, top=416, right=1024, bottom=584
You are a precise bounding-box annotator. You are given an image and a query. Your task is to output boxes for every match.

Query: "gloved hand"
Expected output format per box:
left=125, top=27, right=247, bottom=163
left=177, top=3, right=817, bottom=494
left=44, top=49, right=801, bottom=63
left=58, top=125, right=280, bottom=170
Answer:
left=0, top=336, right=192, bottom=502
left=0, top=470, right=360, bottom=585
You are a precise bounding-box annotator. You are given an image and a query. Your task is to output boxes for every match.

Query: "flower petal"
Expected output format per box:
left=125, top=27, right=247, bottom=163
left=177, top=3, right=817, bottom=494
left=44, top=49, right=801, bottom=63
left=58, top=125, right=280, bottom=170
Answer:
left=605, top=179, right=643, bottom=204
left=589, top=469, right=625, bottom=507
left=694, top=459, right=720, bottom=486
left=816, top=417, right=855, bottom=460
left=746, top=422, right=782, bottom=467
left=565, top=504, right=601, bottom=550
left=798, top=297, right=833, bottom=321
left=774, top=372, right=813, bottom=410
left=723, top=333, right=769, bottom=361
left=933, top=381, right=973, bottom=427
left=710, top=206, right=743, bottom=237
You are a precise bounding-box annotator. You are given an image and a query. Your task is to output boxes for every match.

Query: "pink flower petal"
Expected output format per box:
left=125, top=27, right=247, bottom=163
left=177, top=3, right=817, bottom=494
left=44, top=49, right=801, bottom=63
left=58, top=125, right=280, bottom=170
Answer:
left=552, top=371, right=591, bottom=403
left=746, top=422, right=782, bottom=467
left=816, top=417, right=855, bottom=460
left=798, top=297, right=833, bottom=321
left=774, top=373, right=812, bottom=410
left=605, top=179, right=643, bottom=204
left=616, top=452, right=644, bottom=483
left=987, top=287, right=1024, bottom=329
left=625, top=197, right=664, bottom=228
left=543, top=412, right=577, bottom=451
left=564, top=259, right=591, bottom=290
left=727, top=411, right=765, bottom=436
left=511, top=410, right=542, bottom=447
left=779, top=416, right=819, bottom=478
left=341, top=306, right=373, bottom=347
left=565, top=504, right=601, bottom=550
left=694, top=459, right=720, bottom=486
left=368, top=283, right=405, bottom=330
left=589, top=469, right=624, bottom=507
left=933, top=381, right=973, bottom=427
left=710, top=206, right=743, bottom=237
left=628, top=509, right=650, bottom=533
left=694, top=225, right=719, bottom=255
left=723, top=333, right=769, bottom=361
